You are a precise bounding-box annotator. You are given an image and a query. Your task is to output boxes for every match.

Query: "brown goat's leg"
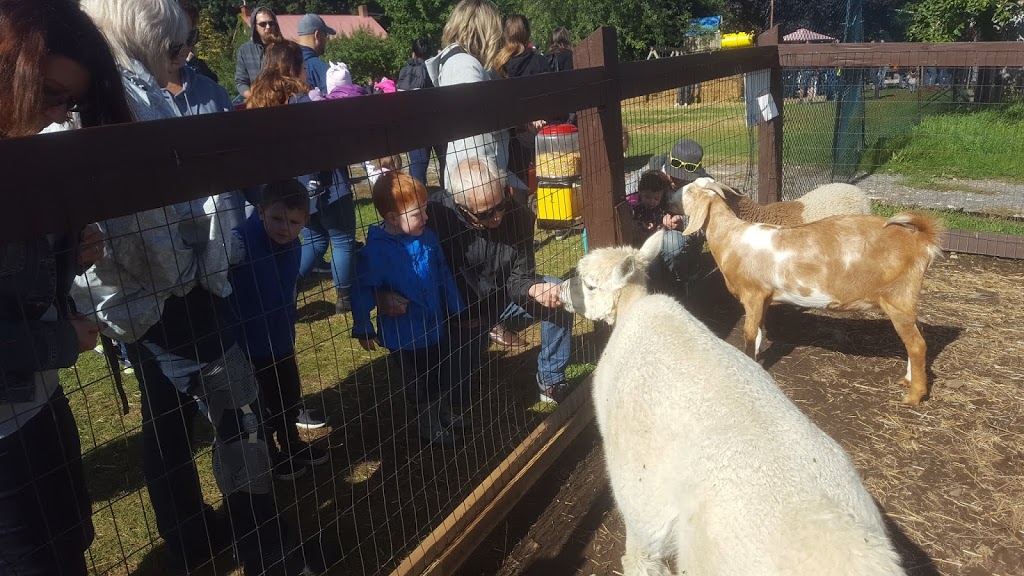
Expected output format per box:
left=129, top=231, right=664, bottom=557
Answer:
left=741, top=295, right=769, bottom=360
left=881, top=305, right=929, bottom=405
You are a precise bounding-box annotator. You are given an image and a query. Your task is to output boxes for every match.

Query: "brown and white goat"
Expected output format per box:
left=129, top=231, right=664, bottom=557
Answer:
left=675, top=178, right=943, bottom=405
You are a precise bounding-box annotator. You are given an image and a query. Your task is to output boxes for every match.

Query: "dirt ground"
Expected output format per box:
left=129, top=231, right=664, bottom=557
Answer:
left=467, top=252, right=1024, bottom=576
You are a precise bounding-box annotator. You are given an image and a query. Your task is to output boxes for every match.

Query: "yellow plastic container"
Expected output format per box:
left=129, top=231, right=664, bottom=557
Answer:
left=721, top=32, right=754, bottom=49
left=537, top=183, right=578, bottom=222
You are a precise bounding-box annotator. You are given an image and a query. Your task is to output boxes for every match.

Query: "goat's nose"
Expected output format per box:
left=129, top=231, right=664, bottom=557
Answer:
left=558, top=281, right=573, bottom=312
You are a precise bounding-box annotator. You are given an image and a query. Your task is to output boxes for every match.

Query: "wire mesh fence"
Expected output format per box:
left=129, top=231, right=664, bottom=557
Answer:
left=778, top=53, right=1024, bottom=236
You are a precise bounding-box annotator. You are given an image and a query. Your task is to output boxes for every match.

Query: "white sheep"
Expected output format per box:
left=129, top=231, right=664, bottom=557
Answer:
left=558, top=231, right=906, bottom=576
left=723, top=182, right=871, bottom=226
left=675, top=178, right=943, bottom=405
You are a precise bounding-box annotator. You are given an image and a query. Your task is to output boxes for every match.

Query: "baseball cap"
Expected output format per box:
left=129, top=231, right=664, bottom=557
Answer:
left=662, top=139, right=709, bottom=183
left=297, top=14, right=336, bottom=36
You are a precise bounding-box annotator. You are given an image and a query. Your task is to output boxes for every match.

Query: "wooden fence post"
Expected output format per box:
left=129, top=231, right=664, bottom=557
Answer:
left=757, top=26, right=784, bottom=204
left=574, top=27, right=630, bottom=248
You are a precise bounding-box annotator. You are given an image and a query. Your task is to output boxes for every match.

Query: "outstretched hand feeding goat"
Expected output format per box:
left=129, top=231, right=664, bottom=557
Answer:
left=558, top=232, right=906, bottom=576
left=671, top=178, right=943, bottom=405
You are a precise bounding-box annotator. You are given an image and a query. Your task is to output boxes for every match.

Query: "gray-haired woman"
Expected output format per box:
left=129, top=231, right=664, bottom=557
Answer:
left=77, top=0, right=306, bottom=572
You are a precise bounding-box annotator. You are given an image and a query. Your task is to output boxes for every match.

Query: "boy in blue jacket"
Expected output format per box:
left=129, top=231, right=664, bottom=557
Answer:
left=230, top=180, right=329, bottom=480
left=352, top=173, right=464, bottom=446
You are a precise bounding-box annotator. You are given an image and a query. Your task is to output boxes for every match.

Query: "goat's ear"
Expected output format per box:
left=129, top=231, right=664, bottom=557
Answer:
left=681, top=191, right=709, bottom=236
left=637, top=230, right=664, bottom=264
left=706, top=182, right=736, bottom=199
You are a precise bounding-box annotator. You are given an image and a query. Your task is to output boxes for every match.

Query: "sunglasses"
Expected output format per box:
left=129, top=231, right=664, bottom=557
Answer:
left=461, top=194, right=512, bottom=222
left=257, top=20, right=278, bottom=28
left=668, top=156, right=702, bottom=172
left=168, top=29, right=201, bottom=58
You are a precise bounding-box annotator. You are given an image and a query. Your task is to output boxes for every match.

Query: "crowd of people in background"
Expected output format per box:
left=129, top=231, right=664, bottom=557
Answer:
left=0, top=0, right=614, bottom=573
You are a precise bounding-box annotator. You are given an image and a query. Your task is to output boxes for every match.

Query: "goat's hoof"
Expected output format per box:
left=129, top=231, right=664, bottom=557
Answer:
left=901, top=393, right=922, bottom=406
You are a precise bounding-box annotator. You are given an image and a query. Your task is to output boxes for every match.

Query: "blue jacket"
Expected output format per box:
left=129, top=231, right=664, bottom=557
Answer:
left=302, top=46, right=329, bottom=94
left=352, top=225, right=463, bottom=351
left=229, top=213, right=301, bottom=361
left=162, top=65, right=234, bottom=117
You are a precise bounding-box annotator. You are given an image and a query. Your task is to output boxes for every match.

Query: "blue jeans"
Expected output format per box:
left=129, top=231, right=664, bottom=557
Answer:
left=299, top=194, right=356, bottom=290
left=650, top=230, right=703, bottom=288
left=408, top=143, right=448, bottom=188
left=447, top=276, right=573, bottom=402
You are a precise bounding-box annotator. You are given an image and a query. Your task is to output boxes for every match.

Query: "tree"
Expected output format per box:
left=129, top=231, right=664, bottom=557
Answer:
left=323, top=28, right=407, bottom=84
left=904, top=0, right=1023, bottom=41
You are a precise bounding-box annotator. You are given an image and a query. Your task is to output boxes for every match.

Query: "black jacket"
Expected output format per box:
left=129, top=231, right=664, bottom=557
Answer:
left=426, top=191, right=541, bottom=322
left=547, top=49, right=573, bottom=73
left=0, top=234, right=81, bottom=403
left=396, top=58, right=433, bottom=91
left=503, top=49, right=549, bottom=79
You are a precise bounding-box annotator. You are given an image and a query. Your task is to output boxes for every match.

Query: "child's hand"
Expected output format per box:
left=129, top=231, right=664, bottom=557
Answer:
left=358, top=337, right=379, bottom=351
left=375, top=291, right=409, bottom=317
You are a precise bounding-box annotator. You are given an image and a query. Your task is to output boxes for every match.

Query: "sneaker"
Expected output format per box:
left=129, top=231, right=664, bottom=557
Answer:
left=311, top=261, right=333, bottom=275
left=291, top=443, right=330, bottom=467
left=295, top=409, right=328, bottom=430
left=93, top=344, right=105, bottom=356
left=538, top=382, right=569, bottom=404
left=273, top=457, right=308, bottom=481
left=418, top=403, right=455, bottom=447
left=554, top=229, right=571, bottom=241
left=121, top=358, right=134, bottom=375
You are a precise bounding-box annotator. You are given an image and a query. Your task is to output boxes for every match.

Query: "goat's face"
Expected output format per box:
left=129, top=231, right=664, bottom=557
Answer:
left=666, top=176, right=716, bottom=218
left=678, top=178, right=741, bottom=235
left=559, top=231, right=664, bottom=324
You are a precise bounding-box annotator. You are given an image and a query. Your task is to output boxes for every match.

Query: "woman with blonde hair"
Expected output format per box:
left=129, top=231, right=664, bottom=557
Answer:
left=425, top=0, right=524, bottom=190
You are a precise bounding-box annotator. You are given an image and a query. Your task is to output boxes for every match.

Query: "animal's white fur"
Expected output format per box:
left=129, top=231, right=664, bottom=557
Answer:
left=797, top=182, right=873, bottom=222
left=674, top=178, right=943, bottom=405
left=558, top=232, right=906, bottom=576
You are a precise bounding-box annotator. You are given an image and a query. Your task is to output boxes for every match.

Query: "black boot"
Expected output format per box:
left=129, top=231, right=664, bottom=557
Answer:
left=335, top=288, right=351, bottom=314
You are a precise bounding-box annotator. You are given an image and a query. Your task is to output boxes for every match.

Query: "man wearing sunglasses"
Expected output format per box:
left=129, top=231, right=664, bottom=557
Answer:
left=375, top=157, right=574, bottom=406
left=235, top=6, right=279, bottom=100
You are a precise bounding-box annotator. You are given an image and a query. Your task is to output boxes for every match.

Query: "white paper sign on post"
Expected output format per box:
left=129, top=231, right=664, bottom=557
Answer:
left=757, top=93, right=779, bottom=122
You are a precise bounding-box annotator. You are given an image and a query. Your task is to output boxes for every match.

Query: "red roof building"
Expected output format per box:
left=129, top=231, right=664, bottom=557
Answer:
left=241, top=4, right=387, bottom=41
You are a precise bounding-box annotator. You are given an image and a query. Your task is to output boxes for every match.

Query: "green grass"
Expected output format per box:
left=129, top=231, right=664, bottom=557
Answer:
left=873, top=202, right=1024, bottom=235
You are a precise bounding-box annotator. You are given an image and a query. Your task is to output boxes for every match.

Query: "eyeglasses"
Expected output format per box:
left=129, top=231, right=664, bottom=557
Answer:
left=461, top=194, right=512, bottom=222
left=257, top=20, right=278, bottom=28
left=43, top=90, right=85, bottom=113
left=668, top=156, right=702, bottom=172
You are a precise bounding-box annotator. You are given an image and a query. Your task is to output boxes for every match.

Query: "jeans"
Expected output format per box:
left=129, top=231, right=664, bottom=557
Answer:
left=408, top=143, right=448, bottom=189
left=447, top=276, right=573, bottom=401
left=299, top=194, right=356, bottom=291
left=0, top=387, right=92, bottom=576
left=650, top=230, right=704, bottom=289
left=126, top=342, right=296, bottom=574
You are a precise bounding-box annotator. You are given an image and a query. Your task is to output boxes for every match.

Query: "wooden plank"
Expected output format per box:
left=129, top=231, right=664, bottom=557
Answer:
left=422, top=383, right=595, bottom=576
left=390, top=378, right=595, bottom=576
left=757, top=26, right=784, bottom=205
left=576, top=27, right=625, bottom=249
left=778, top=42, right=1024, bottom=69
left=942, top=230, right=1024, bottom=260
left=616, top=46, right=778, bottom=99
left=0, top=67, right=606, bottom=241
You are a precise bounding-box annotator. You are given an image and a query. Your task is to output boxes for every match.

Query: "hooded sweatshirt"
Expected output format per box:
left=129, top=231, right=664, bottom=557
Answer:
left=163, top=65, right=234, bottom=117
left=351, top=225, right=463, bottom=351
left=425, top=44, right=525, bottom=191
left=502, top=49, right=548, bottom=79
left=235, top=6, right=276, bottom=97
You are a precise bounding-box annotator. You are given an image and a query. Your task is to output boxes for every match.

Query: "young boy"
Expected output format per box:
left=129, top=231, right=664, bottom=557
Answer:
left=632, top=170, right=675, bottom=240
left=230, top=180, right=329, bottom=480
left=352, top=172, right=464, bottom=446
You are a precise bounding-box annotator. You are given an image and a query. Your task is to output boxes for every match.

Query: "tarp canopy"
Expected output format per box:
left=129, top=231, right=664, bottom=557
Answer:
left=686, top=16, right=721, bottom=36
left=783, top=28, right=838, bottom=43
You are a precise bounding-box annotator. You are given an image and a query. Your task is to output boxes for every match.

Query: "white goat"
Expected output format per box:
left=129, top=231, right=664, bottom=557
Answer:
left=721, top=182, right=871, bottom=226
left=675, top=178, right=943, bottom=405
left=559, top=231, right=906, bottom=576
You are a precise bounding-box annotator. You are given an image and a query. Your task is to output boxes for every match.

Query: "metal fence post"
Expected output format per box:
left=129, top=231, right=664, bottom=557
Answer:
left=757, top=25, right=784, bottom=204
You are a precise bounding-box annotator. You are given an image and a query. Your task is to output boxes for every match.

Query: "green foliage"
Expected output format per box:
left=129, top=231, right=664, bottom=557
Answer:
left=194, top=10, right=245, bottom=97
left=323, top=28, right=407, bottom=85
left=904, top=0, right=1023, bottom=41
left=196, top=0, right=358, bottom=33
left=376, top=0, right=450, bottom=50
